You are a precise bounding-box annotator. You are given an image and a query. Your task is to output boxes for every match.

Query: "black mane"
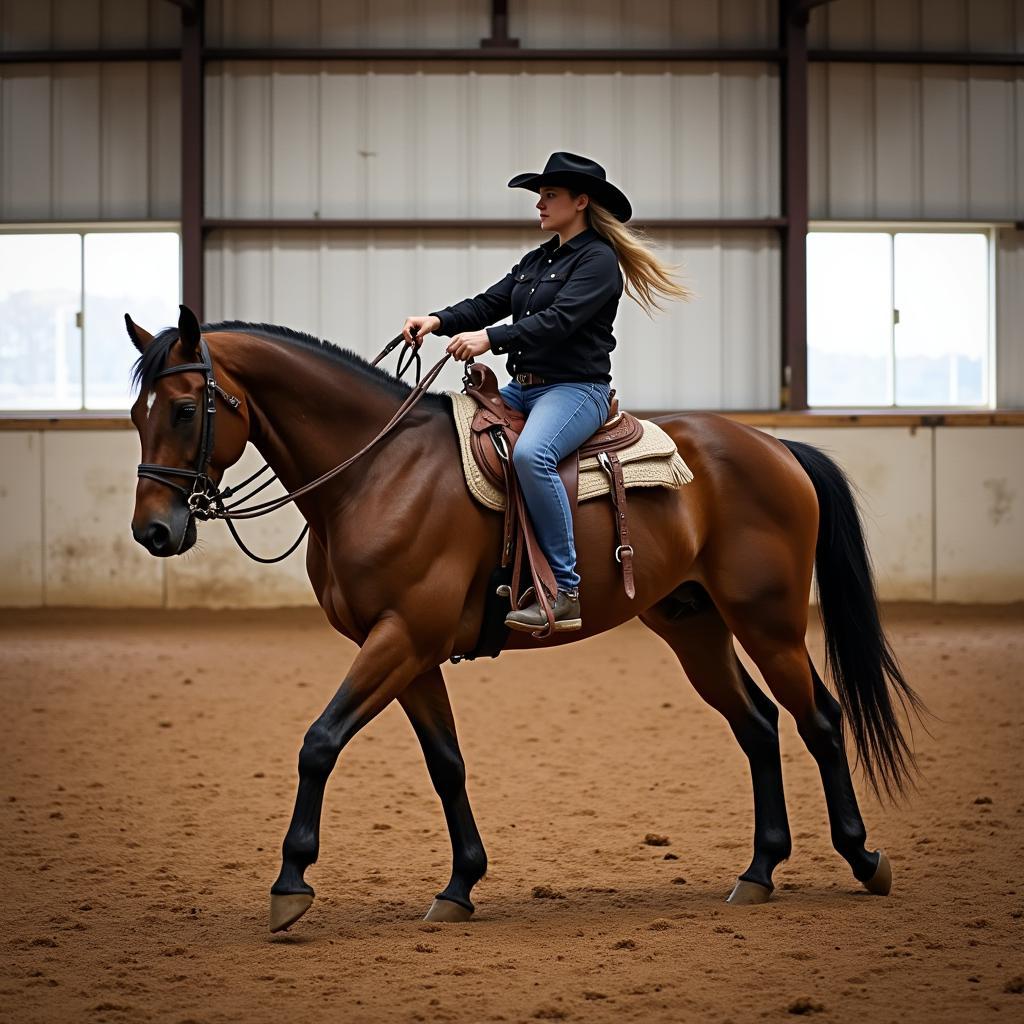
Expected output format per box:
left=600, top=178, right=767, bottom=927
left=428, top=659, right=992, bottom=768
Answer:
left=131, top=319, right=446, bottom=410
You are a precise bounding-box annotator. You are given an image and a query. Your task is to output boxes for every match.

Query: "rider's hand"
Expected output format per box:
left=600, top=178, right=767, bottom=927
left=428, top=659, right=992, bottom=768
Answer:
left=402, top=315, right=441, bottom=347
left=447, top=331, right=491, bottom=361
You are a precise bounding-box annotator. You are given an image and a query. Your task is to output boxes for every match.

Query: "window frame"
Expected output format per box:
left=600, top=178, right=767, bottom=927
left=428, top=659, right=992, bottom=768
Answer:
left=806, top=221, right=999, bottom=411
left=0, top=221, right=182, bottom=414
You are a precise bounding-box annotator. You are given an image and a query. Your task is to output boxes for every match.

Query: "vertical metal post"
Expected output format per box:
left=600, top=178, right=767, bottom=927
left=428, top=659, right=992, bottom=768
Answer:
left=481, top=0, right=519, bottom=48
left=780, top=0, right=809, bottom=409
left=181, top=0, right=204, bottom=317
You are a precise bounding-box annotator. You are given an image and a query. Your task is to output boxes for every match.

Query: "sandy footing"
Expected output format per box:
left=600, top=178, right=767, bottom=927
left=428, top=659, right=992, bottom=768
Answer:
left=1, top=604, right=1021, bottom=1023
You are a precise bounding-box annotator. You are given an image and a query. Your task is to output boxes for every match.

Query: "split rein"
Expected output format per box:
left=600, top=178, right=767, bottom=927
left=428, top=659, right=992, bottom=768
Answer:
left=136, top=332, right=455, bottom=563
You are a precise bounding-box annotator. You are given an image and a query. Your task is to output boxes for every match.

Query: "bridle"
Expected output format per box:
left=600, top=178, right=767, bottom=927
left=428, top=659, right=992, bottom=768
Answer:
left=137, top=336, right=242, bottom=521
left=135, top=331, right=453, bottom=563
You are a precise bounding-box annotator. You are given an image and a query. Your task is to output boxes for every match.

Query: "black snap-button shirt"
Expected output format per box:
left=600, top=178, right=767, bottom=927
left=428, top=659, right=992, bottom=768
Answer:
left=429, top=226, right=623, bottom=384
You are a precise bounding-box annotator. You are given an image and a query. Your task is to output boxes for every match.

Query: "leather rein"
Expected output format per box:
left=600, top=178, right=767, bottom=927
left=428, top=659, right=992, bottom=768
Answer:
left=136, top=332, right=453, bottom=563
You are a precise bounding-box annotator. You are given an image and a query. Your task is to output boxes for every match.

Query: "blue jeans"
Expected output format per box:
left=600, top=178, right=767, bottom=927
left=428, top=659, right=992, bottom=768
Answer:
left=498, top=379, right=612, bottom=592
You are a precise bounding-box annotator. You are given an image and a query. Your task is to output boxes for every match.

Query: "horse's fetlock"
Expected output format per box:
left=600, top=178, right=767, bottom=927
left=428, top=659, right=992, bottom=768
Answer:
left=282, top=828, right=318, bottom=868
left=762, top=826, right=792, bottom=862
left=457, top=843, right=488, bottom=882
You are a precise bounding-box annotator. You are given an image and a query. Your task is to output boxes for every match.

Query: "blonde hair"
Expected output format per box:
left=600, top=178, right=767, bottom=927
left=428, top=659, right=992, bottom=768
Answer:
left=579, top=195, right=694, bottom=317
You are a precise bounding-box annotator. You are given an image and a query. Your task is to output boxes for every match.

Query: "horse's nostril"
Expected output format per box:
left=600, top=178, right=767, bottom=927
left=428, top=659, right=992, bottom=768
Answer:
left=144, top=521, right=172, bottom=554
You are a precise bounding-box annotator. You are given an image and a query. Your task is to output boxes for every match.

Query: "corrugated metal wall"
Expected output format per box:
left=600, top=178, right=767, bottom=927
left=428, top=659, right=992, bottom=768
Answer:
left=808, top=64, right=1023, bottom=220
left=0, top=61, right=180, bottom=219
left=0, top=0, right=179, bottom=49
left=204, top=227, right=780, bottom=409
left=204, top=0, right=777, bottom=49
left=808, top=0, right=1024, bottom=52
left=201, top=54, right=782, bottom=409
left=204, top=62, right=779, bottom=219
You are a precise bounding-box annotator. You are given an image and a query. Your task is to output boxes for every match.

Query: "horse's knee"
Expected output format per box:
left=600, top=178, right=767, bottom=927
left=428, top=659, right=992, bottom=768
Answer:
left=298, top=721, right=340, bottom=778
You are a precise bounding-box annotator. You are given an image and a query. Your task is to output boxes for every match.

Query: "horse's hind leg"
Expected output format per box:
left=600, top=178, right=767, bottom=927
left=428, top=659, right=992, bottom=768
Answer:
left=640, top=586, right=792, bottom=903
left=721, top=599, right=890, bottom=894
left=398, top=667, right=488, bottom=922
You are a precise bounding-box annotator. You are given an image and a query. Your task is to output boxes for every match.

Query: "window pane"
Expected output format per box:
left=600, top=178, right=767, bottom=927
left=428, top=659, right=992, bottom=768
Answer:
left=807, top=232, right=893, bottom=406
left=893, top=233, right=988, bottom=406
left=84, top=232, right=180, bottom=409
left=0, top=234, right=82, bottom=410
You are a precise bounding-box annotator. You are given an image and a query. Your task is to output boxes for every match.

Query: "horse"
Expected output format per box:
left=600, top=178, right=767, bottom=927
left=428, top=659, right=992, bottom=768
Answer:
left=126, top=305, right=923, bottom=933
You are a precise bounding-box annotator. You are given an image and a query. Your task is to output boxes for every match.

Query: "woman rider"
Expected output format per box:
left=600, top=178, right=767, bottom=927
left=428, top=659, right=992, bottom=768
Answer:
left=403, top=151, right=691, bottom=632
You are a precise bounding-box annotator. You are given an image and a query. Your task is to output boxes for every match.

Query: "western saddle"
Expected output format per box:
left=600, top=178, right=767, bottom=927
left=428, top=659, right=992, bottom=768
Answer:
left=462, top=361, right=644, bottom=639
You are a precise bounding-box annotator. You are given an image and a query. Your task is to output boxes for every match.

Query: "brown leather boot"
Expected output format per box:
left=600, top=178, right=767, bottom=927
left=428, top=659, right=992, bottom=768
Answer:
left=504, top=587, right=582, bottom=633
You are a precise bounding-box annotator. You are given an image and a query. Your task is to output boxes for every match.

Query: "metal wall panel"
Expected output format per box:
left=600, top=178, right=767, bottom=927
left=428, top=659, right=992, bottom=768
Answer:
left=513, top=0, right=777, bottom=49
left=205, top=0, right=490, bottom=48
left=205, top=62, right=779, bottom=220
left=0, top=0, right=180, bottom=50
left=0, top=61, right=180, bottom=220
left=997, top=229, right=1024, bottom=408
left=809, top=0, right=1024, bottom=52
left=204, top=227, right=779, bottom=409
left=204, top=0, right=776, bottom=49
left=808, top=63, right=1023, bottom=219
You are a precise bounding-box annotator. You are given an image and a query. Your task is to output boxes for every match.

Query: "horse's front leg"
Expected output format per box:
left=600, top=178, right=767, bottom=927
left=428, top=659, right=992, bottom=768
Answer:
left=399, top=667, right=488, bottom=922
left=269, top=617, right=432, bottom=932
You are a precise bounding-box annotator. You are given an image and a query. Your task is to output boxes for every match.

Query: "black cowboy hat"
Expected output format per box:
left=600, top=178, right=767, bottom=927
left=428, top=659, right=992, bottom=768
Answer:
left=507, top=151, right=632, bottom=223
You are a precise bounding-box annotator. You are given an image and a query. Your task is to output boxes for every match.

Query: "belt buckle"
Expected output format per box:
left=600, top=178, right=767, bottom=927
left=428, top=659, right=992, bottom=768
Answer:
left=515, top=372, right=529, bottom=385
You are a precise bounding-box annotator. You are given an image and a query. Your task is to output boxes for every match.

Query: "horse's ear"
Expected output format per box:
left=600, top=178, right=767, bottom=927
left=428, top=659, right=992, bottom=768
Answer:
left=178, top=304, right=202, bottom=358
left=124, top=314, right=154, bottom=354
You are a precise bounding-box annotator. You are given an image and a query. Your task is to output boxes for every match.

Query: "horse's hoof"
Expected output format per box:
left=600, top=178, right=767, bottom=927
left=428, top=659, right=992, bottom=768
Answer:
left=863, top=850, right=892, bottom=896
left=269, top=892, right=314, bottom=932
left=424, top=897, right=474, bottom=923
left=726, top=879, right=773, bottom=905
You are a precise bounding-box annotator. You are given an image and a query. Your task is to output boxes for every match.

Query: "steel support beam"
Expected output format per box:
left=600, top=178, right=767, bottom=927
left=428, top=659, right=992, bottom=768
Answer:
left=780, top=1, right=810, bottom=410
left=202, top=47, right=782, bottom=62
left=180, top=1, right=204, bottom=317
left=202, top=217, right=785, bottom=233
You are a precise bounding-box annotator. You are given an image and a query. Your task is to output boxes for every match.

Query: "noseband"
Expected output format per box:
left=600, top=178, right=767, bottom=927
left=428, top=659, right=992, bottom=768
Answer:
left=136, top=337, right=242, bottom=520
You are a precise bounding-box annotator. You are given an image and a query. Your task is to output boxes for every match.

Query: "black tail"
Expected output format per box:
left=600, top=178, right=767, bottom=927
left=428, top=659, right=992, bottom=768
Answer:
left=781, top=438, right=926, bottom=800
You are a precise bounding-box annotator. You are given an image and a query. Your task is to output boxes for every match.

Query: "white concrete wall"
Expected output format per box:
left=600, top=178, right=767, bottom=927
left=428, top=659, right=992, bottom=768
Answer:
left=2, top=424, right=1021, bottom=608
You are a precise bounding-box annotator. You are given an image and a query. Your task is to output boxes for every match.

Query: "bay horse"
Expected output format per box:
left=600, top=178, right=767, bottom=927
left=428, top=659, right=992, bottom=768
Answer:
left=126, top=306, right=923, bottom=933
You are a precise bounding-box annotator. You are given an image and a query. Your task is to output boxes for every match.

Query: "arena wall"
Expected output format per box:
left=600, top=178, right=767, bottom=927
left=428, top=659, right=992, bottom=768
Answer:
left=2, top=423, right=1021, bottom=608
left=1, top=0, right=1022, bottom=608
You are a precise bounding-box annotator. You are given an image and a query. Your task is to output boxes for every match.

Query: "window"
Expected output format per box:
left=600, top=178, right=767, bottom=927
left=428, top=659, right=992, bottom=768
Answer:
left=0, top=228, right=180, bottom=411
left=807, top=229, right=992, bottom=408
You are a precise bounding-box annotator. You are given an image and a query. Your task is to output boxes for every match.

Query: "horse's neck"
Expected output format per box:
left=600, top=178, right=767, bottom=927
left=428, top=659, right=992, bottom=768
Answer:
left=224, top=334, right=407, bottom=499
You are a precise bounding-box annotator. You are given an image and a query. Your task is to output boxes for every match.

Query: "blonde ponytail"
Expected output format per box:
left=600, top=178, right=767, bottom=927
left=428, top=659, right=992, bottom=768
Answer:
left=583, top=197, right=694, bottom=317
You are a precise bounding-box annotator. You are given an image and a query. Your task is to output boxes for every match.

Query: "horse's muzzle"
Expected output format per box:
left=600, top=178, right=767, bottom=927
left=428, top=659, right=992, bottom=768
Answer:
left=132, top=509, right=196, bottom=557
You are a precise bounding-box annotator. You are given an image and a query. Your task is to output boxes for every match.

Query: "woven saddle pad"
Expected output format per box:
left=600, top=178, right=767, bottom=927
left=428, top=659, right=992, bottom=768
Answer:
left=444, top=390, right=694, bottom=513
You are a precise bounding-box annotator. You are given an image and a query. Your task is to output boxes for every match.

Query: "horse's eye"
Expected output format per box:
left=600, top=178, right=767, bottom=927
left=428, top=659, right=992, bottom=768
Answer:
left=175, top=404, right=197, bottom=424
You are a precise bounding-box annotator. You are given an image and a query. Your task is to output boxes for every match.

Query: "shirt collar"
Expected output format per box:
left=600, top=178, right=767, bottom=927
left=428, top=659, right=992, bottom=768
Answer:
left=542, top=226, right=597, bottom=254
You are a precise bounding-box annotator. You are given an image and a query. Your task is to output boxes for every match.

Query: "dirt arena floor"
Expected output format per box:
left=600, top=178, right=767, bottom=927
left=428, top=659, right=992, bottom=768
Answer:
left=1, top=604, right=1021, bottom=1024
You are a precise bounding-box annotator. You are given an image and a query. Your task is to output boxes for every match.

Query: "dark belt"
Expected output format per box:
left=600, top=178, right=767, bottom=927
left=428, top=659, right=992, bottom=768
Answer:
left=513, top=371, right=549, bottom=387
